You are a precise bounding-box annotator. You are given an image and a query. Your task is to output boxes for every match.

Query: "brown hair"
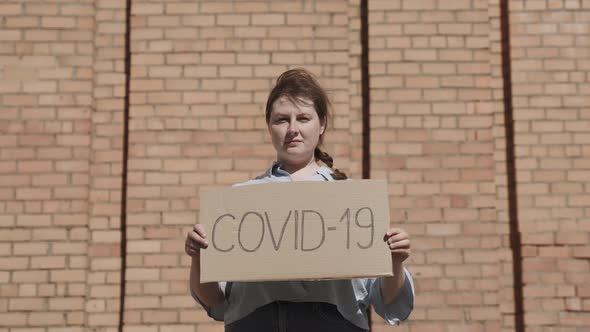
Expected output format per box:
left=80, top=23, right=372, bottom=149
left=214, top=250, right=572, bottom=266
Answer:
left=265, top=68, right=347, bottom=180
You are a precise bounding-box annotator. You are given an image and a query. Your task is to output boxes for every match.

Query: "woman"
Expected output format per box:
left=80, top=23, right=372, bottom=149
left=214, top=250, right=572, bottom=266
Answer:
left=186, top=68, right=413, bottom=331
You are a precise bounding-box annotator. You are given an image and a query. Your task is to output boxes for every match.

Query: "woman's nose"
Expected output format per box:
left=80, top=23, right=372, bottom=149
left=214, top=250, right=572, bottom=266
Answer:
left=287, top=120, right=299, bottom=134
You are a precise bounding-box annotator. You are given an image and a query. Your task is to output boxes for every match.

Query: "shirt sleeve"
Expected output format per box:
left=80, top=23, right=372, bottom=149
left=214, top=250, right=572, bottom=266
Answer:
left=368, top=267, right=415, bottom=325
left=189, top=281, right=227, bottom=321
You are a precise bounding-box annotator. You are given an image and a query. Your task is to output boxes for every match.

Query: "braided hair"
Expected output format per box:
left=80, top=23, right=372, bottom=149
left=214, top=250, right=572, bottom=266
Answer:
left=265, top=68, right=348, bottom=180
left=314, top=147, right=347, bottom=180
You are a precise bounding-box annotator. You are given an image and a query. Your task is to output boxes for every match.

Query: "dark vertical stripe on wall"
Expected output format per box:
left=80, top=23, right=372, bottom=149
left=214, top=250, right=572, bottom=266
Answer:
left=360, top=0, right=370, bottom=180
left=119, top=0, right=132, bottom=331
left=360, top=0, right=372, bottom=329
left=500, top=1, right=524, bottom=332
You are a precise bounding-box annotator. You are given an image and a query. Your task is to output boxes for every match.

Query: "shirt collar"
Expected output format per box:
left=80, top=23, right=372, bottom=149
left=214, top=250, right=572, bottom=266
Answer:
left=267, top=161, right=333, bottom=181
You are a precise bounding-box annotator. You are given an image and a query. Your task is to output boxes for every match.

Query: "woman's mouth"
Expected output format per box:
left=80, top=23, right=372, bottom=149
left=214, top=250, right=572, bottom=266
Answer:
left=285, top=140, right=302, bottom=146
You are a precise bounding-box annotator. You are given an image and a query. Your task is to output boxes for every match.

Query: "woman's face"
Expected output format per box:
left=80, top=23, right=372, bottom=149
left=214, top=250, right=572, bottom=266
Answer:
left=268, top=96, right=325, bottom=166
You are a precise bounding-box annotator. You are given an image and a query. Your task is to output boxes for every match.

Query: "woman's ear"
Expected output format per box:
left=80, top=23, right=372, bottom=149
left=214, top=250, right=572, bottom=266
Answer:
left=320, top=120, right=326, bottom=136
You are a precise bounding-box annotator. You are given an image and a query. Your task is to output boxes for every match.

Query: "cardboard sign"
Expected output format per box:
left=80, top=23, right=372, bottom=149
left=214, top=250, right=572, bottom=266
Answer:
left=199, top=180, right=393, bottom=282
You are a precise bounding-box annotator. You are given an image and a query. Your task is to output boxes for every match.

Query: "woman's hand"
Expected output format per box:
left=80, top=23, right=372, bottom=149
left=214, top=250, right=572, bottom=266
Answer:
left=380, top=228, right=411, bottom=304
left=186, top=224, right=225, bottom=307
left=384, top=228, right=411, bottom=266
left=185, top=224, right=209, bottom=259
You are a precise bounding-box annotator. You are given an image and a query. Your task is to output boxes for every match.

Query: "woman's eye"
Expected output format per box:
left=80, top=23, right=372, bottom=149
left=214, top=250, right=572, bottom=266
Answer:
left=298, top=117, right=310, bottom=122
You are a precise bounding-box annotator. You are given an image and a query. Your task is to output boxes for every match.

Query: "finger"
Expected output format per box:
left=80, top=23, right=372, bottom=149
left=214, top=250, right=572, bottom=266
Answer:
left=194, top=224, right=207, bottom=239
left=386, top=231, right=408, bottom=244
left=184, top=240, right=201, bottom=256
left=385, top=228, right=402, bottom=237
left=185, top=243, right=202, bottom=258
left=187, top=231, right=209, bottom=249
left=185, top=239, right=201, bottom=250
left=383, top=230, right=396, bottom=241
left=388, top=239, right=410, bottom=250
left=384, top=228, right=405, bottom=242
left=388, top=237, right=410, bottom=247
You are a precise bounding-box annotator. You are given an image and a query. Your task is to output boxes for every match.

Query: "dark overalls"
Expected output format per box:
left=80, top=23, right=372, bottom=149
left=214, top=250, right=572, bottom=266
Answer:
left=225, top=301, right=368, bottom=332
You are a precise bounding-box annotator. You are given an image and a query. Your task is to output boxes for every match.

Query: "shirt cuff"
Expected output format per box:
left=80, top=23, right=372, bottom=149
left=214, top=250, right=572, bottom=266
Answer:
left=371, top=268, right=415, bottom=325
left=189, top=283, right=227, bottom=322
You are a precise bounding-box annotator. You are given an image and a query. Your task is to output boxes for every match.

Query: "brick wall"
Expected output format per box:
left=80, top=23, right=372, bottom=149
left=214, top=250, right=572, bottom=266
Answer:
left=1, top=1, right=589, bottom=332
left=0, top=0, right=94, bottom=330
left=505, top=1, right=590, bottom=330
left=88, top=0, right=127, bottom=331
left=368, top=1, right=498, bottom=331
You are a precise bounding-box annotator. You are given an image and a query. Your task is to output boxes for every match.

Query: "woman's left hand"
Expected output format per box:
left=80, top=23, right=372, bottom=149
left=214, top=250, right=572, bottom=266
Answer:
left=384, top=228, right=411, bottom=265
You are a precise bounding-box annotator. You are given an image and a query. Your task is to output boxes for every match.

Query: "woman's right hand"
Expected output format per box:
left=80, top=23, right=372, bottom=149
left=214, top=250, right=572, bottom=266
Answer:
left=186, top=224, right=223, bottom=305
left=185, top=224, right=209, bottom=259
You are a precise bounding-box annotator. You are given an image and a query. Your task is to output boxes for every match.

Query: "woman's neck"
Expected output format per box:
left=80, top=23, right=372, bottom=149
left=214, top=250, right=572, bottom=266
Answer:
left=279, top=158, right=320, bottom=181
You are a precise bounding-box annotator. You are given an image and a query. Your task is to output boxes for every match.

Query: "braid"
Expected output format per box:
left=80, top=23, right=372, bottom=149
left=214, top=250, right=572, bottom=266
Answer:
left=314, top=148, right=348, bottom=180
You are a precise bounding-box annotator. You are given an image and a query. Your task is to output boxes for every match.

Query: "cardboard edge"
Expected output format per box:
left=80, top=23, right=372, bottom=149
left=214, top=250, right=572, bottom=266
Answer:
left=200, top=271, right=394, bottom=283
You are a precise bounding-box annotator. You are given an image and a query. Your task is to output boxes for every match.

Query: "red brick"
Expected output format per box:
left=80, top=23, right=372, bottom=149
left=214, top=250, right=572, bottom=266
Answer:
left=0, top=313, right=28, bottom=326
left=165, top=3, right=198, bottom=14
left=251, top=14, right=285, bottom=25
